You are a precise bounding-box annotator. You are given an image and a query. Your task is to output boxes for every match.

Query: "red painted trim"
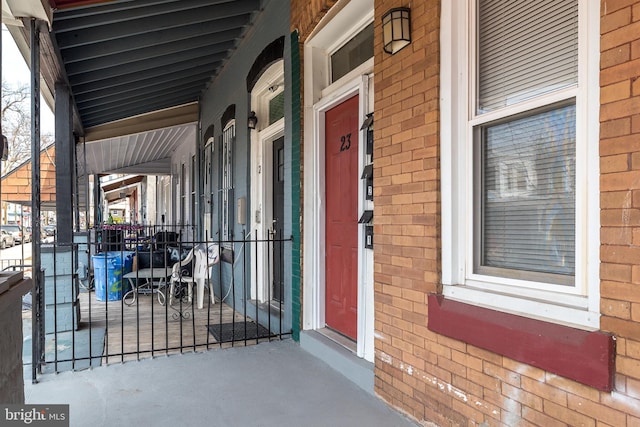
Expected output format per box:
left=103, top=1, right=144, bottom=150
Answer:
left=49, top=0, right=116, bottom=10
left=427, top=294, right=615, bottom=391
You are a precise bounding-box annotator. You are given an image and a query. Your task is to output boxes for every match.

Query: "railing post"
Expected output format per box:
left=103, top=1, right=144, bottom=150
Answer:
left=30, top=17, right=43, bottom=384
left=32, top=268, right=45, bottom=383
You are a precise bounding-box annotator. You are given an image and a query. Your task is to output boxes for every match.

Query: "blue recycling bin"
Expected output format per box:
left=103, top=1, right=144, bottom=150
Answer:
left=92, top=251, right=135, bottom=301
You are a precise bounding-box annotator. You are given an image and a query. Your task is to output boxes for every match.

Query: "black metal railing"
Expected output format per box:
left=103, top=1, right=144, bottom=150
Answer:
left=30, top=224, right=292, bottom=376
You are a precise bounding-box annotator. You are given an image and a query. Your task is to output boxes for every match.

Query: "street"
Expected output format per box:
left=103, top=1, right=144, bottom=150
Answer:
left=0, top=240, right=32, bottom=266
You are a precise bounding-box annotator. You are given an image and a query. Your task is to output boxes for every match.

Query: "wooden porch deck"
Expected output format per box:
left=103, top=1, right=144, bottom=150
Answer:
left=78, top=289, right=258, bottom=364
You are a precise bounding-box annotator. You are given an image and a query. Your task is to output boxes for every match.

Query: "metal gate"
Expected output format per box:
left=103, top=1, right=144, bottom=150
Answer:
left=30, top=225, right=291, bottom=378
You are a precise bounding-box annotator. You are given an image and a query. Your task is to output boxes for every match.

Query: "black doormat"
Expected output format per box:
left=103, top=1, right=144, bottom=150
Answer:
left=207, top=322, right=274, bottom=343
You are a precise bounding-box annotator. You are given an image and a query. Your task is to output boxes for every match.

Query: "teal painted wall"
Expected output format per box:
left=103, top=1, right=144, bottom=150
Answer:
left=290, top=30, right=301, bottom=342
left=199, top=1, right=294, bottom=335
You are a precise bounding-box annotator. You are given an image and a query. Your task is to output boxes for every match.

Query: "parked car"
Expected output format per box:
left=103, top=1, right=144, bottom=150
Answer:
left=1, top=225, right=22, bottom=245
left=23, top=227, right=32, bottom=243
left=0, top=229, right=15, bottom=249
left=43, top=225, right=56, bottom=237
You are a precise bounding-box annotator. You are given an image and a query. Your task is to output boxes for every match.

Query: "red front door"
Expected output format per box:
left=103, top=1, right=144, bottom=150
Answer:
left=325, top=95, right=359, bottom=340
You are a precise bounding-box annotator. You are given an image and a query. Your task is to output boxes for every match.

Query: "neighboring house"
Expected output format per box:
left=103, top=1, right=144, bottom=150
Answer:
left=196, top=3, right=295, bottom=334
left=293, top=0, right=640, bottom=426
left=6, top=0, right=296, bottom=337
left=0, top=144, right=56, bottom=209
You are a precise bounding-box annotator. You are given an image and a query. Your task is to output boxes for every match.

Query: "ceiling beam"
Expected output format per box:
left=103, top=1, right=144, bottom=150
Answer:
left=75, top=71, right=214, bottom=105
left=50, top=0, right=118, bottom=10
left=64, top=39, right=234, bottom=76
left=60, top=24, right=243, bottom=63
left=79, top=82, right=204, bottom=117
left=53, top=0, right=233, bottom=29
left=101, top=174, right=144, bottom=192
left=52, top=1, right=259, bottom=47
left=67, top=49, right=226, bottom=86
left=83, top=103, right=198, bottom=142
left=82, top=94, right=200, bottom=127
left=71, top=57, right=222, bottom=95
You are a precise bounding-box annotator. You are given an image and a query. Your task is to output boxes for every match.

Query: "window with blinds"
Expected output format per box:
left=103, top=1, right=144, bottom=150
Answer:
left=476, top=103, right=576, bottom=284
left=476, top=0, right=578, bottom=114
left=474, top=0, right=578, bottom=284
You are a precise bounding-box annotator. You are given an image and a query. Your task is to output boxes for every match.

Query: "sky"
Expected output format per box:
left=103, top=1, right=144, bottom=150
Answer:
left=2, top=24, right=55, bottom=134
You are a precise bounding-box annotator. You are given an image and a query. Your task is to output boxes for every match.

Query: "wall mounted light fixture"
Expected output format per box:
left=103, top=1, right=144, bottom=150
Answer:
left=248, top=111, right=258, bottom=129
left=382, top=7, right=411, bottom=54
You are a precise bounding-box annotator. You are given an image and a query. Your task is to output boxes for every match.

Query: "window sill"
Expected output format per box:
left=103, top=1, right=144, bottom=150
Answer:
left=443, top=283, right=599, bottom=329
left=427, top=294, right=615, bottom=391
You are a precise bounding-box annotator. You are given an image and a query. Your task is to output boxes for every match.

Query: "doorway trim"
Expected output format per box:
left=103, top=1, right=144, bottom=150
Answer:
left=250, top=61, right=285, bottom=303
left=304, top=75, right=373, bottom=360
left=302, top=0, right=375, bottom=362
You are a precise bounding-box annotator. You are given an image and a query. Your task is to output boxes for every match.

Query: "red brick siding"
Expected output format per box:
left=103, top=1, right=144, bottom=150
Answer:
left=370, top=0, right=640, bottom=426
left=373, top=0, right=441, bottom=423
left=290, top=0, right=640, bottom=424
left=1, top=146, right=56, bottom=204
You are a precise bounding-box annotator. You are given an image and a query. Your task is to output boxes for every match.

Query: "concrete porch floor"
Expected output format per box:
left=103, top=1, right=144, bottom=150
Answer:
left=24, top=340, right=419, bottom=427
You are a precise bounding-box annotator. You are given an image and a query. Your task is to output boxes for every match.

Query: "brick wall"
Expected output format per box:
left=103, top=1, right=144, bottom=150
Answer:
left=371, top=0, right=640, bottom=426
left=290, top=0, right=337, bottom=42
left=373, top=0, right=444, bottom=423
left=290, top=0, right=640, bottom=424
left=599, top=0, right=640, bottom=423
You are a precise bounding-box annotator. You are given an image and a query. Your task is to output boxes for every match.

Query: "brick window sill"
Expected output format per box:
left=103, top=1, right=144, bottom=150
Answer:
left=427, top=294, right=615, bottom=391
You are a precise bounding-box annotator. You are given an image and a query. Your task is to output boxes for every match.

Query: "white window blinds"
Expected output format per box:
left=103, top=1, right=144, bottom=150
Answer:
left=478, top=103, right=576, bottom=283
left=477, top=0, right=578, bottom=113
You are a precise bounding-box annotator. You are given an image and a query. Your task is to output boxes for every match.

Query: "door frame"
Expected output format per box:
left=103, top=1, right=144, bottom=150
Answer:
left=302, top=0, right=375, bottom=361
left=305, top=75, right=373, bottom=359
left=271, top=135, right=285, bottom=303
left=250, top=121, right=284, bottom=302
left=249, top=61, right=285, bottom=303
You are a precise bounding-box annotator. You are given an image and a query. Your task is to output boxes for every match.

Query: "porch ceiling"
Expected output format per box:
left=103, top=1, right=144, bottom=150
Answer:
left=83, top=121, right=196, bottom=175
left=5, top=0, right=267, bottom=175
left=49, top=0, right=262, bottom=130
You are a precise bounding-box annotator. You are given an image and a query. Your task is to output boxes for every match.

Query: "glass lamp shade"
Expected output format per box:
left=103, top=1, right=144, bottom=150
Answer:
left=382, top=8, right=411, bottom=54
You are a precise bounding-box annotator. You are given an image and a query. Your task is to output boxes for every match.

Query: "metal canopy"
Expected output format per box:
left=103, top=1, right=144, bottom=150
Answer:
left=50, top=0, right=263, bottom=130
left=83, top=121, right=196, bottom=175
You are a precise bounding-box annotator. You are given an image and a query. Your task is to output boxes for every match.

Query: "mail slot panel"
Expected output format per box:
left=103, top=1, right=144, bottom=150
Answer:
left=365, top=225, right=373, bottom=249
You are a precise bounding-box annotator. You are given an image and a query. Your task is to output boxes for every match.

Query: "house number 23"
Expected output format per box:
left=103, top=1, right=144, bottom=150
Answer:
left=340, top=133, right=352, bottom=152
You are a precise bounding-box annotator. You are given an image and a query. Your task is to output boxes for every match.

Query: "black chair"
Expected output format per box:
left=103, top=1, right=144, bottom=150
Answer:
left=101, top=229, right=124, bottom=252
left=136, top=250, right=171, bottom=269
left=153, top=231, right=179, bottom=251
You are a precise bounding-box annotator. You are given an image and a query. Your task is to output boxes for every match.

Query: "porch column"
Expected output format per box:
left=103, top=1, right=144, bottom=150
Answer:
left=44, top=82, right=79, bottom=335
left=93, top=174, right=101, bottom=226
left=55, top=82, right=74, bottom=244
left=29, top=17, right=43, bottom=384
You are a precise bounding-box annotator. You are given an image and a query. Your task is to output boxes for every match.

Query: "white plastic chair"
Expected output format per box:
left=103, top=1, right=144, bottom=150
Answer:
left=169, top=243, right=220, bottom=308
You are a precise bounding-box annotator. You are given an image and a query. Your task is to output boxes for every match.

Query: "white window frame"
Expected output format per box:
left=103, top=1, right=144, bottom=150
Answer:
left=221, top=121, right=235, bottom=242
left=180, top=162, right=186, bottom=226
left=440, top=0, right=600, bottom=329
left=249, top=61, right=286, bottom=303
